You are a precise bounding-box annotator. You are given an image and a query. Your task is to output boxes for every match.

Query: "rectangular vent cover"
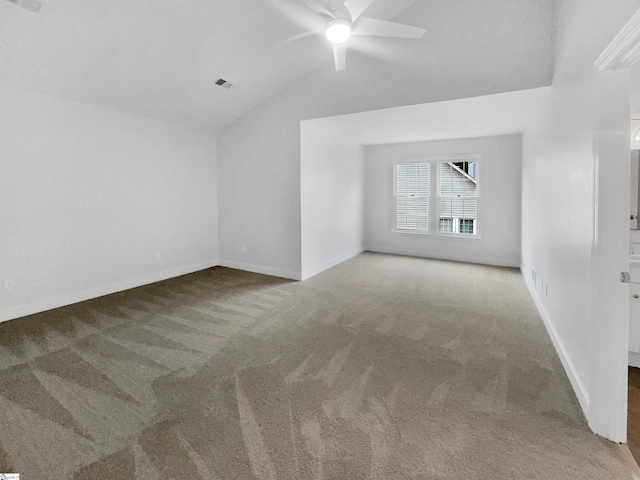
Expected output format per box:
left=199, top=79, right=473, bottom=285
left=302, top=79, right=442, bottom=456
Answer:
left=215, top=78, right=233, bottom=89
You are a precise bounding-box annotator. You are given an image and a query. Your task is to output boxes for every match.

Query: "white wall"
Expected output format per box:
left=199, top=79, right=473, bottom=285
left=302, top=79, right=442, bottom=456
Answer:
left=365, top=135, right=522, bottom=267
left=216, top=100, right=303, bottom=280
left=296, top=88, right=547, bottom=280
left=521, top=0, right=640, bottom=440
left=0, top=85, right=218, bottom=323
left=300, top=122, right=364, bottom=280
left=217, top=0, right=556, bottom=280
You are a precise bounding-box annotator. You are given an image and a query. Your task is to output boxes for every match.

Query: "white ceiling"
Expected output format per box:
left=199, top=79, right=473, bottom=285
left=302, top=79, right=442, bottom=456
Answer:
left=1, top=0, right=557, bottom=130
left=302, top=87, right=551, bottom=146
left=0, top=0, right=418, bottom=129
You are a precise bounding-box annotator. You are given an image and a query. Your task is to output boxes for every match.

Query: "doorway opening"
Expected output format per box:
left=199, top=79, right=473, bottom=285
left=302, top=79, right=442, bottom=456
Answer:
left=627, top=62, right=640, bottom=465
left=591, top=6, right=640, bottom=446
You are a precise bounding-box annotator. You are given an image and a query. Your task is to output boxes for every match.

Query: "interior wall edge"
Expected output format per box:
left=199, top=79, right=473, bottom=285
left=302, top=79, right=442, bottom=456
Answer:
left=217, top=259, right=302, bottom=281
left=630, top=351, right=640, bottom=368
left=520, top=263, right=590, bottom=415
left=301, top=247, right=365, bottom=281
left=0, top=259, right=218, bottom=325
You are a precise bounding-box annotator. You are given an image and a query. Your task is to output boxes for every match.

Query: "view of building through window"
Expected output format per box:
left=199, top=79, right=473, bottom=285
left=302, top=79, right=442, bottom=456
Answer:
left=438, top=160, right=478, bottom=235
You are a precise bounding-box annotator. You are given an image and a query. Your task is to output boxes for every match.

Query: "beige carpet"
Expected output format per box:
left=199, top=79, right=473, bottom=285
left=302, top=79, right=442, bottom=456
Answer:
left=0, top=252, right=638, bottom=479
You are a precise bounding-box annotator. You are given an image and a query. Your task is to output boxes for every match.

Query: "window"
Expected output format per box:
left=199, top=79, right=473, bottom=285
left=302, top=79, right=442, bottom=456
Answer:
left=394, top=162, right=430, bottom=233
left=438, top=159, right=478, bottom=236
left=393, top=156, right=480, bottom=237
left=459, top=219, right=475, bottom=234
left=439, top=218, right=454, bottom=233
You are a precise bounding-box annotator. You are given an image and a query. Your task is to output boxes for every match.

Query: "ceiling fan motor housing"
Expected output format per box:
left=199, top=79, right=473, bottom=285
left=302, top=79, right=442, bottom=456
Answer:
left=326, top=18, right=352, bottom=44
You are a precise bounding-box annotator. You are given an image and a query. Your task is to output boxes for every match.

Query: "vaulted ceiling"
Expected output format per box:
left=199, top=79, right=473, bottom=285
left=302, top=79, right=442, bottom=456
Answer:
left=0, top=0, right=557, bottom=130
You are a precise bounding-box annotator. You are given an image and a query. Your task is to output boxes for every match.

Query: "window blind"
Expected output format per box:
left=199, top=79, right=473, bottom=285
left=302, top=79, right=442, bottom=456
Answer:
left=395, top=162, right=429, bottom=232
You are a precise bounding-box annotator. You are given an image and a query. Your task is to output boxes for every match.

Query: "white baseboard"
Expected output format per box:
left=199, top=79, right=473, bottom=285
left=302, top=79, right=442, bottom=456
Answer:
left=0, top=259, right=219, bottom=324
left=366, top=245, right=519, bottom=268
left=520, top=264, right=590, bottom=413
left=301, top=247, right=365, bottom=281
left=217, top=259, right=301, bottom=281
left=629, top=351, right=640, bottom=368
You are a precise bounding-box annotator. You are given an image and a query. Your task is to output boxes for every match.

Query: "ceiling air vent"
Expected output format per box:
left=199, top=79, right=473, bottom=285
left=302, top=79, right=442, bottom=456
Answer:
left=215, top=78, right=233, bottom=89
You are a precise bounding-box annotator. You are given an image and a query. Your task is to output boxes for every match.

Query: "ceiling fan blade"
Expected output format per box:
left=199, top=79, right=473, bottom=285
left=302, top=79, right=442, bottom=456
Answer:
left=283, top=28, right=322, bottom=43
left=301, top=0, right=335, bottom=18
left=344, top=0, right=374, bottom=21
left=353, top=17, right=425, bottom=39
left=333, top=44, right=346, bottom=71
left=5, top=0, right=41, bottom=12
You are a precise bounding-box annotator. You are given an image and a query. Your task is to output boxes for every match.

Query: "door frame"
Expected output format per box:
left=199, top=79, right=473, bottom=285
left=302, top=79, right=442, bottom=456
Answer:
left=590, top=9, right=640, bottom=442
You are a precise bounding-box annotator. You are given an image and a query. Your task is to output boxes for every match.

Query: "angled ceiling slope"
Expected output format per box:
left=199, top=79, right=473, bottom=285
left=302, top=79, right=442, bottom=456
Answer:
left=0, top=0, right=420, bottom=130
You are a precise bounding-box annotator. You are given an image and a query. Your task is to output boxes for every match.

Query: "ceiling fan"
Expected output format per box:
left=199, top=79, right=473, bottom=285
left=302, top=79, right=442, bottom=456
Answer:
left=276, top=0, right=425, bottom=71
left=4, top=0, right=41, bottom=12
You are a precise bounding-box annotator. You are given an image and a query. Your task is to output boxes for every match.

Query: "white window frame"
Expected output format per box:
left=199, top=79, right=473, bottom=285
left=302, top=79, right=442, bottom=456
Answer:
left=392, top=155, right=481, bottom=239
left=392, top=160, right=431, bottom=234
left=437, top=155, right=480, bottom=238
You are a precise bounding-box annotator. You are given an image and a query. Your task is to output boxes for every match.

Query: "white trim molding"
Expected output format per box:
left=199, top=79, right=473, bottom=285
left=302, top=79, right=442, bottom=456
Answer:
left=630, top=351, right=640, bottom=368
left=595, top=7, right=640, bottom=71
left=366, top=246, right=518, bottom=268
left=301, top=248, right=364, bottom=281
left=0, top=260, right=219, bottom=324
left=218, top=259, right=301, bottom=281
left=588, top=5, right=640, bottom=443
left=521, top=265, right=590, bottom=414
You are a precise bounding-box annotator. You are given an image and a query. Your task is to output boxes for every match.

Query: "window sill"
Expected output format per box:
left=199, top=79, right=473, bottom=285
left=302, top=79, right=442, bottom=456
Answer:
left=392, top=229, right=430, bottom=236
left=436, top=232, right=482, bottom=240
left=392, top=229, right=482, bottom=240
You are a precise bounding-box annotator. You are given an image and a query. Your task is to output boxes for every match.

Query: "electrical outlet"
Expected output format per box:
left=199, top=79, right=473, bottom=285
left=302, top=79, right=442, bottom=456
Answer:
left=4, top=279, right=16, bottom=292
left=531, top=269, right=537, bottom=284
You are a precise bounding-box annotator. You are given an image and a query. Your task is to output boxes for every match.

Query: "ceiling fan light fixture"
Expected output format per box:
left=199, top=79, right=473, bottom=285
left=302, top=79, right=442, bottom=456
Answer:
left=326, top=18, right=352, bottom=44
